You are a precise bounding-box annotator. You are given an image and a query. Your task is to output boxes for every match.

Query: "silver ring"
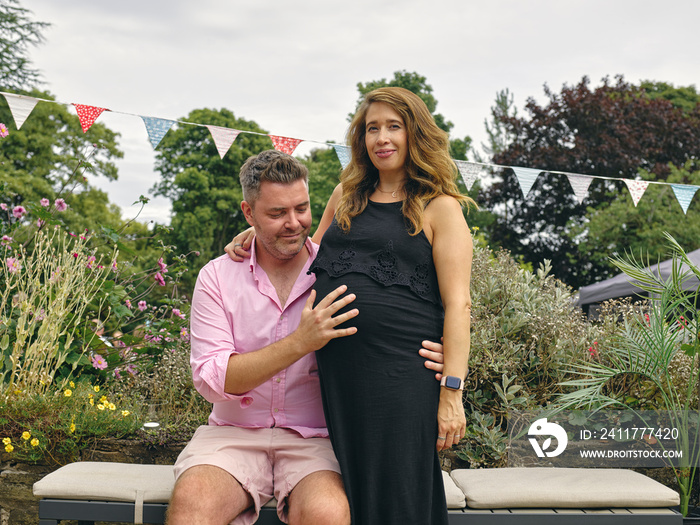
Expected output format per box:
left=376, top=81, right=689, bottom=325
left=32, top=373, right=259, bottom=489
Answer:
left=437, top=436, right=446, bottom=440
left=233, top=243, right=242, bottom=248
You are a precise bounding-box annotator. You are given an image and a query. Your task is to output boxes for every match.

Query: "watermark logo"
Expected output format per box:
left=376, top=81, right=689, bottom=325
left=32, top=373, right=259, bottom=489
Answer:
left=527, top=417, right=568, bottom=458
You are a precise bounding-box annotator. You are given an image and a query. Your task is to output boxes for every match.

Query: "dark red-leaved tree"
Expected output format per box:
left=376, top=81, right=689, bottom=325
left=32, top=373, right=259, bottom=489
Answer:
left=480, top=76, right=700, bottom=289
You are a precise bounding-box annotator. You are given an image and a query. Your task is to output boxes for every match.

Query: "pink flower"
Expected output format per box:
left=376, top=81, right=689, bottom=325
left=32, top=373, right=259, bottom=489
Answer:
left=1, top=235, right=12, bottom=246
left=125, top=299, right=132, bottom=309
left=0, top=123, right=8, bottom=138
left=6, top=257, right=22, bottom=273
left=587, top=341, right=599, bottom=358
left=154, top=272, right=166, bottom=286
left=86, top=255, right=96, bottom=269
left=37, top=219, right=45, bottom=228
left=111, top=260, right=118, bottom=272
left=125, top=364, right=137, bottom=376
left=180, top=327, right=190, bottom=341
left=172, top=308, right=186, bottom=319
left=138, top=300, right=147, bottom=311
left=12, top=206, right=26, bottom=219
left=54, top=198, right=68, bottom=212
left=0, top=203, right=7, bottom=211
left=157, top=257, right=168, bottom=273
left=91, top=354, right=108, bottom=370
left=40, top=198, right=50, bottom=207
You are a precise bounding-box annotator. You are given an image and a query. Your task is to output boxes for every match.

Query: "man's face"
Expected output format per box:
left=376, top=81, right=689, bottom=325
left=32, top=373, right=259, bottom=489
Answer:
left=242, top=179, right=312, bottom=261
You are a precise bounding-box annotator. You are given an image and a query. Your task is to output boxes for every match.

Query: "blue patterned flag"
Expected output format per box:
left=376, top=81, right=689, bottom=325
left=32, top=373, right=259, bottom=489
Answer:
left=511, top=167, right=542, bottom=198
left=141, top=116, right=176, bottom=149
left=671, top=184, right=700, bottom=215
left=333, top=144, right=351, bottom=169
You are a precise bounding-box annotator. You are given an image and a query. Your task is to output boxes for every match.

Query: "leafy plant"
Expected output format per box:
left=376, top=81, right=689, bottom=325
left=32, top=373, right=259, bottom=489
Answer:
left=556, top=233, right=700, bottom=516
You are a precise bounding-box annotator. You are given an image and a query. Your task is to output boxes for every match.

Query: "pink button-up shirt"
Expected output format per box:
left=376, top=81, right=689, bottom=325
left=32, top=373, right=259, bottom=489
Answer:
left=189, top=238, right=327, bottom=438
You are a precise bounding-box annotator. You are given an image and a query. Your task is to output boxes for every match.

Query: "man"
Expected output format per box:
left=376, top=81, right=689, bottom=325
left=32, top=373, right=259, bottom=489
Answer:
left=168, top=150, right=445, bottom=525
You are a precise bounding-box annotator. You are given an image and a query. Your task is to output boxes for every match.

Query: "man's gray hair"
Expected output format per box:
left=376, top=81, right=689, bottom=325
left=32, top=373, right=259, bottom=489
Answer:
left=239, top=150, right=309, bottom=204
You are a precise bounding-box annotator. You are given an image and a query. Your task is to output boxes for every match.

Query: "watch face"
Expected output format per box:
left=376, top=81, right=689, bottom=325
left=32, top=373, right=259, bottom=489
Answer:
left=445, top=376, right=462, bottom=389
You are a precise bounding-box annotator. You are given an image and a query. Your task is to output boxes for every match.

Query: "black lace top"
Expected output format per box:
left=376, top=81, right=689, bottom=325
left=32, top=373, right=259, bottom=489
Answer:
left=309, top=200, right=442, bottom=306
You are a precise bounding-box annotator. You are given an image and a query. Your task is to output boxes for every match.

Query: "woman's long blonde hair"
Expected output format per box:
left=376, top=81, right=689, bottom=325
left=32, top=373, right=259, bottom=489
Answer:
left=335, top=86, right=475, bottom=235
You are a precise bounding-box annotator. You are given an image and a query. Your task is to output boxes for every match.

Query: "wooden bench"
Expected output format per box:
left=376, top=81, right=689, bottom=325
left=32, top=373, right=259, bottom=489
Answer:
left=33, top=462, right=682, bottom=524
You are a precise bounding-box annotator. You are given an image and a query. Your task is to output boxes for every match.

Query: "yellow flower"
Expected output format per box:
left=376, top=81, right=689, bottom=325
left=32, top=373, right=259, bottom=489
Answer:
left=22, top=431, right=31, bottom=440
left=2, top=437, right=10, bottom=445
left=4, top=444, right=13, bottom=453
left=30, top=438, right=39, bottom=447
left=93, top=385, right=100, bottom=393
left=99, top=395, right=108, bottom=404
left=69, top=381, right=75, bottom=388
left=64, top=389, right=72, bottom=397
left=89, top=398, right=94, bottom=406
left=108, top=403, right=116, bottom=411
left=121, top=410, right=130, bottom=417
left=69, top=422, right=76, bottom=434
left=97, top=404, right=105, bottom=411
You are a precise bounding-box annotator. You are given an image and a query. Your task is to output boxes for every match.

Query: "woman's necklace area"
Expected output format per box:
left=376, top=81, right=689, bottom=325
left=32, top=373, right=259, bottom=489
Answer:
left=375, top=181, right=405, bottom=198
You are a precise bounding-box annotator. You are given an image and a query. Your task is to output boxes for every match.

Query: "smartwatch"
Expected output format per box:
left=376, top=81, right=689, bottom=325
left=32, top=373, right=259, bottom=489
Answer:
left=440, top=375, right=464, bottom=391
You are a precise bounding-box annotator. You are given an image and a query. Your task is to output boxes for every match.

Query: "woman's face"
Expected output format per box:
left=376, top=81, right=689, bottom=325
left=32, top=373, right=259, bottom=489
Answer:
left=364, top=102, right=408, bottom=178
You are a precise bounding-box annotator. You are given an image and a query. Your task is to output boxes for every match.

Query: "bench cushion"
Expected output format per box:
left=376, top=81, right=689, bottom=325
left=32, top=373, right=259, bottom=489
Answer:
left=450, top=468, right=680, bottom=509
left=33, top=462, right=175, bottom=503
left=442, top=470, right=466, bottom=508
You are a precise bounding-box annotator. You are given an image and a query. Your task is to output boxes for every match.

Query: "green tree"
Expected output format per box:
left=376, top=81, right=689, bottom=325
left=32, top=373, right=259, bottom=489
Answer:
left=0, top=0, right=48, bottom=90
left=303, top=145, right=342, bottom=232
left=353, top=70, right=472, bottom=160
left=151, top=107, right=272, bottom=289
left=481, top=76, right=700, bottom=289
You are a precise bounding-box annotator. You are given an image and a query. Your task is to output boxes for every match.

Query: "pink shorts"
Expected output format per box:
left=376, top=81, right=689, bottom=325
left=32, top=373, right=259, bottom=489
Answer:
left=173, top=425, right=341, bottom=525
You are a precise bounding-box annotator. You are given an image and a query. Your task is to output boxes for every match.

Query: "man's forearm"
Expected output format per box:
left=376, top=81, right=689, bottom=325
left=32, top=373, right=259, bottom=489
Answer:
left=224, top=332, right=308, bottom=395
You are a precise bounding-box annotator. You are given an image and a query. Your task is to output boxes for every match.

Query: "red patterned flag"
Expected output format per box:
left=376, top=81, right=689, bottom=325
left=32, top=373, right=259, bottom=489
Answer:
left=73, top=104, right=108, bottom=133
left=269, top=135, right=303, bottom=155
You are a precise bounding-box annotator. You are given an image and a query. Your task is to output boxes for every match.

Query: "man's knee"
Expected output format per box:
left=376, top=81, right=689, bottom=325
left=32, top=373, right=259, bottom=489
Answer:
left=167, top=465, right=251, bottom=524
left=287, top=471, right=350, bottom=525
left=288, top=494, right=351, bottom=525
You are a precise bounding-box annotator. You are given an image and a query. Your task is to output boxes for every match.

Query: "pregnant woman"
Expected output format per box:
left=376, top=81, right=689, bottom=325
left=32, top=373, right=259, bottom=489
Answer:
left=308, top=87, right=474, bottom=524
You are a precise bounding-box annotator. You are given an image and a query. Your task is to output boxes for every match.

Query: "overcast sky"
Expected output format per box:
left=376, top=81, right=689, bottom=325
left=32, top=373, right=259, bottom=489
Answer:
left=19, top=0, right=700, bottom=223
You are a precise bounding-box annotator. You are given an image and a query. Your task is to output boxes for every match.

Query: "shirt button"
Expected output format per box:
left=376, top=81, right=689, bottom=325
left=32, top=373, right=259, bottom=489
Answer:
left=274, top=408, right=279, bottom=413
left=275, top=378, right=281, bottom=383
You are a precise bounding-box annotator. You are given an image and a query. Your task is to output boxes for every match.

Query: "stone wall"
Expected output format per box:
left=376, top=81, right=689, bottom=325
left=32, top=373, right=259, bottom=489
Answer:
left=0, top=438, right=185, bottom=525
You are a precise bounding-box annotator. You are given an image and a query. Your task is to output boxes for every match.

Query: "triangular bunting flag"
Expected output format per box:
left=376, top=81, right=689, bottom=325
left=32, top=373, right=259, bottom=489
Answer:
left=3, top=93, right=39, bottom=129
left=141, top=116, right=176, bottom=149
left=511, top=167, right=542, bottom=198
left=73, top=103, right=108, bottom=133
left=332, top=144, right=351, bottom=169
left=454, top=161, right=487, bottom=190
left=207, top=125, right=240, bottom=159
left=623, top=179, right=649, bottom=207
left=566, top=174, right=594, bottom=204
left=670, top=184, right=700, bottom=215
left=270, top=135, right=303, bottom=155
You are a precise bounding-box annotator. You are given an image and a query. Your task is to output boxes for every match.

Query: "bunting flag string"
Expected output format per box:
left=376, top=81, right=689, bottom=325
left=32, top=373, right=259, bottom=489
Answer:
left=207, top=125, right=240, bottom=159
left=511, top=167, right=542, bottom=198
left=0, top=90, right=697, bottom=215
left=269, top=135, right=303, bottom=155
left=623, top=179, right=649, bottom=207
left=566, top=174, right=594, bottom=204
left=2, top=93, right=38, bottom=129
left=73, top=104, right=108, bottom=133
left=141, top=117, right=176, bottom=149
left=454, top=160, right=488, bottom=190
left=671, top=184, right=700, bottom=214
left=332, top=144, right=351, bottom=169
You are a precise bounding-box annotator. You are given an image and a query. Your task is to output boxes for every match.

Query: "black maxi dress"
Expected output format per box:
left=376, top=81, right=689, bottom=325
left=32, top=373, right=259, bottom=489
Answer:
left=310, top=200, right=449, bottom=525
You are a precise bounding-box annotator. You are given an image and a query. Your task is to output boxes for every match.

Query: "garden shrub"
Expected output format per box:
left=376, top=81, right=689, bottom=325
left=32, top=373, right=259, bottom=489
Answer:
left=455, top=237, right=603, bottom=468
